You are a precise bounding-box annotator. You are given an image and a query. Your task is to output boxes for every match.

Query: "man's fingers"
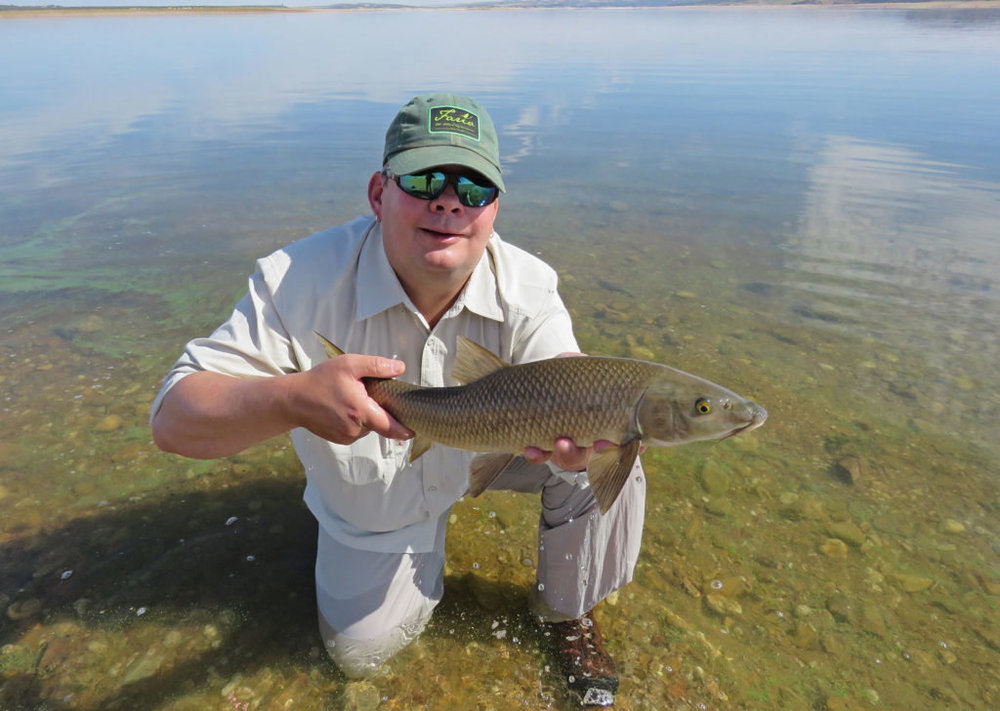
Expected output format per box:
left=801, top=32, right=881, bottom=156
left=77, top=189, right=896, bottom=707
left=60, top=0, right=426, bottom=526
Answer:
left=344, top=353, right=406, bottom=380
left=524, top=445, right=549, bottom=465
left=364, top=398, right=413, bottom=441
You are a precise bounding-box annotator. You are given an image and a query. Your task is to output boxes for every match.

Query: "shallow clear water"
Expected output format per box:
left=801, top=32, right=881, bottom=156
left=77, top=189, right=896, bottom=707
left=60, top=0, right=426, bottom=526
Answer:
left=1, top=7, right=999, bottom=710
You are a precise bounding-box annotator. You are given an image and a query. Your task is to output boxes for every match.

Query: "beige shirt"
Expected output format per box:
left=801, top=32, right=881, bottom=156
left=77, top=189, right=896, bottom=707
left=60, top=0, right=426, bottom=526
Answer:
left=152, top=216, right=578, bottom=553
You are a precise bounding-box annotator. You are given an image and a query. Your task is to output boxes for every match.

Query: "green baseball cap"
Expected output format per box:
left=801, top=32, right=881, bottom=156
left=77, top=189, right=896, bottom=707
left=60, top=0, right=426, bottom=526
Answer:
left=383, top=93, right=505, bottom=192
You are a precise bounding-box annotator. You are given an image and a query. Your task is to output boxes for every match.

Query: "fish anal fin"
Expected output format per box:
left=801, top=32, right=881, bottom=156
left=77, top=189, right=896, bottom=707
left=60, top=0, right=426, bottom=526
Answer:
left=452, top=337, right=509, bottom=385
left=315, top=331, right=344, bottom=359
left=468, top=453, right=516, bottom=497
left=409, top=436, right=433, bottom=462
left=587, top=439, right=642, bottom=514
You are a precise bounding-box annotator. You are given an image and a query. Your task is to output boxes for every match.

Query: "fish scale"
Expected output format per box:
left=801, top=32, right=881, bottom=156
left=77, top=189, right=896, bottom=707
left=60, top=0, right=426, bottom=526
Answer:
left=368, top=357, right=656, bottom=453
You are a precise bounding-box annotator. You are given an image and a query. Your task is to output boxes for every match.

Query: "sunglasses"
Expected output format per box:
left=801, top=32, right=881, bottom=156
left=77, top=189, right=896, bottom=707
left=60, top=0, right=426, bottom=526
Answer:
left=383, top=168, right=499, bottom=208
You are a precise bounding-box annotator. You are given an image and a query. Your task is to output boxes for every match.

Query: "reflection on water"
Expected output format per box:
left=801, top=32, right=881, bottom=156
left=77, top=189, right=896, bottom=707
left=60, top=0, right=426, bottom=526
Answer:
left=2, top=7, right=1000, bottom=711
left=786, top=134, right=1000, bottom=442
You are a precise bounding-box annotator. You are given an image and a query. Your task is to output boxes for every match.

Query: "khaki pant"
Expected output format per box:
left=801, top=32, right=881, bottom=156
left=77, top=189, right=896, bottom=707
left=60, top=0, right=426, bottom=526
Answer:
left=316, top=458, right=646, bottom=678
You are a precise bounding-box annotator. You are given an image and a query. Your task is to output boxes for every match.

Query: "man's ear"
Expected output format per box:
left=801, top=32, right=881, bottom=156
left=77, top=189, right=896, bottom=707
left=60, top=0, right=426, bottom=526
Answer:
left=368, top=171, right=386, bottom=219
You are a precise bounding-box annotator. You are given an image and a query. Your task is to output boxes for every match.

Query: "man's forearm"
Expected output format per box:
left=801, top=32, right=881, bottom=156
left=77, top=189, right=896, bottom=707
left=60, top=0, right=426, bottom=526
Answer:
left=151, top=371, right=297, bottom=459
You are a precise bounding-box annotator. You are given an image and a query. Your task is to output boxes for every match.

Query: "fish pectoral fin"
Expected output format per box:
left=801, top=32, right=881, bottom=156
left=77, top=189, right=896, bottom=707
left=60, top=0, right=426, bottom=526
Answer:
left=468, top=453, right=516, bottom=497
left=587, top=439, right=642, bottom=515
left=409, top=436, right=433, bottom=463
left=451, top=337, right=509, bottom=385
left=315, top=331, right=344, bottom=359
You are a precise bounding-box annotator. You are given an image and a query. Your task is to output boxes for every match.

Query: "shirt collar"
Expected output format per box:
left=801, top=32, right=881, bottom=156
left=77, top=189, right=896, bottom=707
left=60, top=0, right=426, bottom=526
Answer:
left=355, top=221, right=410, bottom=322
left=355, top=221, right=504, bottom=324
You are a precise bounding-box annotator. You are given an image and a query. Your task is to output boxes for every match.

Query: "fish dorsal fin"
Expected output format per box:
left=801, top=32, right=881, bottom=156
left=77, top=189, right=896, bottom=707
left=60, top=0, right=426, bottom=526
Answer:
left=587, top=439, right=642, bottom=514
left=451, top=336, right=509, bottom=385
left=468, top=453, right=517, bottom=497
left=315, top=331, right=344, bottom=358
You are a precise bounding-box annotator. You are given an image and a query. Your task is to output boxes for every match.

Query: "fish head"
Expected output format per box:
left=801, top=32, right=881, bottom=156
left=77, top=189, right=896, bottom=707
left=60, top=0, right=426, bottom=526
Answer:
left=637, top=369, right=767, bottom=446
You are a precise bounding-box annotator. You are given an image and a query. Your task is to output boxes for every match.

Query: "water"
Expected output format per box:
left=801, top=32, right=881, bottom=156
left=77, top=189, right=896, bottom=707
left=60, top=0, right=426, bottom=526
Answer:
left=2, top=6, right=999, bottom=710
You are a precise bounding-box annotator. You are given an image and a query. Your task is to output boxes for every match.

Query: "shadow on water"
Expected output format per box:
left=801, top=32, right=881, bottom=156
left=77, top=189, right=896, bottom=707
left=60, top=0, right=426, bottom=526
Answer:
left=0, top=469, right=576, bottom=711
left=0, top=478, right=325, bottom=710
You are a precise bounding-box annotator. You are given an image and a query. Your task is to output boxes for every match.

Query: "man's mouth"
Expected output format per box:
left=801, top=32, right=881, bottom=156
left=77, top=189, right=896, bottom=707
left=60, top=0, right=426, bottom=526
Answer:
left=421, top=227, right=461, bottom=239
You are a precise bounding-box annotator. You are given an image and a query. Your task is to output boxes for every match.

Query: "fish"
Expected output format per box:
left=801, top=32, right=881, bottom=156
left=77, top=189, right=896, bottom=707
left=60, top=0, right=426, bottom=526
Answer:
left=317, top=333, right=767, bottom=514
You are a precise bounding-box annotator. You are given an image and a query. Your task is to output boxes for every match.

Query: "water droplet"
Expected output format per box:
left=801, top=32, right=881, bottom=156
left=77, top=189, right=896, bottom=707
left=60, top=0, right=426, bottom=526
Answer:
left=710, top=579, right=723, bottom=590
left=225, top=516, right=239, bottom=527
left=537, top=583, right=545, bottom=592
left=60, top=569, right=73, bottom=580
left=472, top=562, right=480, bottom=570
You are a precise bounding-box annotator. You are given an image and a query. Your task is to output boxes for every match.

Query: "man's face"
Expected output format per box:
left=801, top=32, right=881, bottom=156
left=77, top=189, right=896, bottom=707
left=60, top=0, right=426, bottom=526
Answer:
left=369, top=165, right=500, bottom=297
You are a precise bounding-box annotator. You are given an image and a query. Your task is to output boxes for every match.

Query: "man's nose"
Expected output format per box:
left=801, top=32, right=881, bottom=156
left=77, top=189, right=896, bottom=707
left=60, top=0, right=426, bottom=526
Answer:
left=430, top=184, right=463, bottom=212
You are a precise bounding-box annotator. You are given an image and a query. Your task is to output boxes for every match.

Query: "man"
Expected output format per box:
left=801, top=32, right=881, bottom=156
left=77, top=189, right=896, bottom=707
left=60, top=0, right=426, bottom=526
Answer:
left=151, top=93, right=645, bottom=707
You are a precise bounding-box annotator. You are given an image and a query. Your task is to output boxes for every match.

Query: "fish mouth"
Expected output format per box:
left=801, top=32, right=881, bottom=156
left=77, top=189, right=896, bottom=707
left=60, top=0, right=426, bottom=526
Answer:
left=721, top=405, right=768, bottom=440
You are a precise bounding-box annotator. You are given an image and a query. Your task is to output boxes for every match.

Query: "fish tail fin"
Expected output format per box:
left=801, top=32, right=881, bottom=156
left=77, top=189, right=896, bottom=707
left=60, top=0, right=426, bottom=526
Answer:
left=468, top=453, right=516, bottom=497
left=587, top=439, right=642, bottom=514
left=315, top=331, right=344, bottom=358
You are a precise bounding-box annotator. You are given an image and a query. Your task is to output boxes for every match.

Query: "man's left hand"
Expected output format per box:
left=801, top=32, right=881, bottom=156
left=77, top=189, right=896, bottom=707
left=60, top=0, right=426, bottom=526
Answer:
left=524, top=438, right=614, bottom=471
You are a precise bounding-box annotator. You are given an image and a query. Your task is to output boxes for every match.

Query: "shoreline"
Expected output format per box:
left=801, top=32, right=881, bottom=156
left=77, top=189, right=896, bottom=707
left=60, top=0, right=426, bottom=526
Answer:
left=2, top=2, right=999, bottom=20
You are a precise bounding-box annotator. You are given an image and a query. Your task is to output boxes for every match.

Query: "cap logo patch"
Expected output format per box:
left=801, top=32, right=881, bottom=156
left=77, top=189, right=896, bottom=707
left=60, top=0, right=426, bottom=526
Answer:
left=428, top=106, right=480, bottom=141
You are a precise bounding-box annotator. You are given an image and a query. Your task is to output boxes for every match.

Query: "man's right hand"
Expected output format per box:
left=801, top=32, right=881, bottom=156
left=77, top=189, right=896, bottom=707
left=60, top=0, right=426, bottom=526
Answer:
left=289, top=353, right=413, bottom=444
left=152, top=354, right=412, bottom=459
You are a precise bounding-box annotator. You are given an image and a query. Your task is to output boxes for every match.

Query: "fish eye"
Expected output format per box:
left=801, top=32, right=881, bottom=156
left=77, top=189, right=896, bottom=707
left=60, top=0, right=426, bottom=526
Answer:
left=695, top=398, right=712, bottom=415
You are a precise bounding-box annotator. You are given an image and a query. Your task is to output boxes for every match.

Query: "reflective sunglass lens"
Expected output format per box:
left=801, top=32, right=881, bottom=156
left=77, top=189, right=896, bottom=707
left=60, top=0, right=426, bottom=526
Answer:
left=394, top=170, right=498, bottom=207
left=455, top=177, right=498, bottom=207
left=398, top=172, right=447, bottom=199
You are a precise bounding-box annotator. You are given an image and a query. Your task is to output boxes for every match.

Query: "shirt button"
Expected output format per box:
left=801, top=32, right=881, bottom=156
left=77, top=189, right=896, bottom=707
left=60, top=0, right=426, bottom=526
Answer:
left=428, top=485, right=438, bottom=493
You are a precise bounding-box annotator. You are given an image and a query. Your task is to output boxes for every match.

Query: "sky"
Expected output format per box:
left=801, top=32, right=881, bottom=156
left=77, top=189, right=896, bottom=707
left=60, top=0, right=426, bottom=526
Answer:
left=5, top=1, right=471, bottom=7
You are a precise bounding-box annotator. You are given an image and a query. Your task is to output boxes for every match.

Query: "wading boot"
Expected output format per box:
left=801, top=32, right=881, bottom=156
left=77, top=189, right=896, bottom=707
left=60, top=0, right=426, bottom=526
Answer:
left=546, top=611, right=618, bottom=707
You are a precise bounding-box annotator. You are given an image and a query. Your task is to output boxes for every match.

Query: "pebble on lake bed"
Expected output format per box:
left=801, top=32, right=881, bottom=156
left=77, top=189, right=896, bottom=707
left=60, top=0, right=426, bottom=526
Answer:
left=940, top=519, right=965, bottom=534
left=94, top=414, right=123, bottom=432
left=704, top=593, right=743, bottom=617
left=820, top=538, right=849, bottom=559
left=887, top=572, right=934, bottom=593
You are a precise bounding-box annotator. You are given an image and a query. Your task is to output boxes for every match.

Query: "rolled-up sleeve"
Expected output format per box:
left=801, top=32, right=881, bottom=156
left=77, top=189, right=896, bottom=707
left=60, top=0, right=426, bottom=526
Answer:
left=150, top=264, right=299, bottom=421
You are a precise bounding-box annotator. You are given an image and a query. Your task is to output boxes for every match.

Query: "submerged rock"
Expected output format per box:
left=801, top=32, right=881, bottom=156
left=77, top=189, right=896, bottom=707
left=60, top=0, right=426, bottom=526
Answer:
left=342, top=681, right=380, bottom=711
left=704, top=593, right=742, bottom=617
left=832, top=455, right=869, bottom=487
left=887, top=572, right=934, bottom=593
left=827, top=521, right=866, bottom=547
left=94, top=414, right=123, bottom=432
left=820, top=538, right=849, bottom=559
left=6, top=598, right=42, bottom=621
left=826, top=594, right=853, bottom=624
